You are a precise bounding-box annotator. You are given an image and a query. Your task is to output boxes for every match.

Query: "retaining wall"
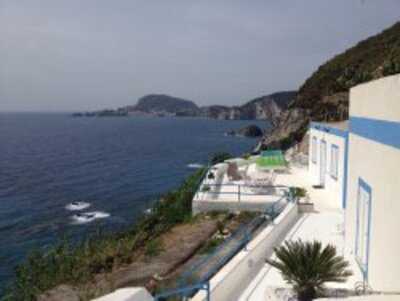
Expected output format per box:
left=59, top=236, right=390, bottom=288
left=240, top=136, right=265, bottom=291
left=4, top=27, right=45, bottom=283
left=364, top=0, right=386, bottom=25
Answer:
left=191, top=202, right=300, bottom=301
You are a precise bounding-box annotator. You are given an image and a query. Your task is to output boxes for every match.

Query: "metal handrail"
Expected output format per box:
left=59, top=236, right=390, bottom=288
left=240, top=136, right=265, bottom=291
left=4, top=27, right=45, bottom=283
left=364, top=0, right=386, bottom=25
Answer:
left=180, top=195, right=291, bottom=287
left=197, top=183, right=292, bottom=203
left=179, top=218, right=259, bottom=284
left=154, top=282, right=210, bottom=301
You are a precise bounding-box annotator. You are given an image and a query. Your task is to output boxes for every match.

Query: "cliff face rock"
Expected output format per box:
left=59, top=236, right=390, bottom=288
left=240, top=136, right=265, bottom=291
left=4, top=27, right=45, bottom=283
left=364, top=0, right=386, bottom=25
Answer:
left=201, top=91, right=296, bottom=120
left=257, top=107, right=308, bottom=150
left=258, top=22, right=400, bottom=150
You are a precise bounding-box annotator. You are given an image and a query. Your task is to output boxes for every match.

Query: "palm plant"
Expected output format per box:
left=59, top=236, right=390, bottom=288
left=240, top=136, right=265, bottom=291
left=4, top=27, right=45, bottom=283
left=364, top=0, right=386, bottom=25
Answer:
left=266, top=240, right=352, bottom=301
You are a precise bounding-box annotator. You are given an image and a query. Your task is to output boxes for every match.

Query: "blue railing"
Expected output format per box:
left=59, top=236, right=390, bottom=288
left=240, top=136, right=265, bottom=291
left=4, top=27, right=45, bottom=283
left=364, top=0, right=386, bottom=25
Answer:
left=178, top=217, right=263, bottom=288
left=154, top=282, right=210, bottom=301
left=154, top=193, right=295, bottom=300
left=179, top=195, right=291, bottom=286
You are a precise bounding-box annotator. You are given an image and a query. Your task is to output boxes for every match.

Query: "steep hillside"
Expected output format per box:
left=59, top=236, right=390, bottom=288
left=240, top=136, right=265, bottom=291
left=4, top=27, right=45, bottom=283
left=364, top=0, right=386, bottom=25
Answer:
left=258, top=22, right=400, bottom=150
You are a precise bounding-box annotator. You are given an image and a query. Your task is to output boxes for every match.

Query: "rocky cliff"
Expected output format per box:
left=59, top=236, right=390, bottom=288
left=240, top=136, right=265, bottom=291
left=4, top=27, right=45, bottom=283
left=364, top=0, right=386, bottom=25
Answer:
left=258, top=22, right=400, bottom=151
left=200, top=91, right=296, bottom=121
left=131, top=91, right=296, bottom=120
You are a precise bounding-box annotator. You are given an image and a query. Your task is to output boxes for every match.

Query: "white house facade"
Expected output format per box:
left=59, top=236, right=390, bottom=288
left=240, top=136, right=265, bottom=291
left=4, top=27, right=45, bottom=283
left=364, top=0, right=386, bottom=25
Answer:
left=308, top=121, right=348, bottom=209
left=344, top=74, right=400, bottom=292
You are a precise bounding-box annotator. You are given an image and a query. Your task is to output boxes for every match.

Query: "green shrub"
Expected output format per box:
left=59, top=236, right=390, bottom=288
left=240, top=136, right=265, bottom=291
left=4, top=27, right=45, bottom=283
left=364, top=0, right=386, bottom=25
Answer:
left=242, top=153, right=251, bottom=160
left=290, top=187, right=307, bottom=199
left=210, top=152, right=232, bottom=165
left=145, top=239, right=164, bottom=257
left=216, top=220, right=225, bottom=235
left=201, top=184, right=211, bottom=192
left=199, top=237, right=225, bottom=254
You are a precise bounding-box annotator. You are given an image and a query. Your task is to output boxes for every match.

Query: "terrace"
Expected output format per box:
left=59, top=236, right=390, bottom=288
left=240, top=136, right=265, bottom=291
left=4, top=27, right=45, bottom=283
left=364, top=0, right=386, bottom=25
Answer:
left=239, top=210, right=364, bottom=300
left=193, top=151, right=310, bottom=214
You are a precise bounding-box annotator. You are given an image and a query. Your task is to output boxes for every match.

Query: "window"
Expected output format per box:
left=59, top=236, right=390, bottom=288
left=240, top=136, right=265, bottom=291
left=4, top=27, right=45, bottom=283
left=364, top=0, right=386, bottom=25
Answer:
left=330, top=144, right=339, bottom=179
left=311, top=137, right=317, bottom=163
left=355, top=178, right=372, bottom=279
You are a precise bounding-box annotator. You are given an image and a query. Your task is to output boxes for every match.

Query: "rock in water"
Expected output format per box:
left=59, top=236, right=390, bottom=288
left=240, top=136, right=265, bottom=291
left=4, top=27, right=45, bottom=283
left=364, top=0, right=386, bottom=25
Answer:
left=228, top=125, right=263, bottom=137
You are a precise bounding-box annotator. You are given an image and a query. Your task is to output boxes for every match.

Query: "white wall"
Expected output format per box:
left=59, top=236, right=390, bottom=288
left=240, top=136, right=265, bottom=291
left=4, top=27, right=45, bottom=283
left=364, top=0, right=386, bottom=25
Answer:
left=92, top=288, right=153, bottom=301
left=191, top=203, right=299, bottom=301
left=308, top=127, right=346, bottom=209
left=350, top=74, right=400, bottom=122
left=345, top=135, right=400, bottom=292
left=345, top=74, right=400, bottom=292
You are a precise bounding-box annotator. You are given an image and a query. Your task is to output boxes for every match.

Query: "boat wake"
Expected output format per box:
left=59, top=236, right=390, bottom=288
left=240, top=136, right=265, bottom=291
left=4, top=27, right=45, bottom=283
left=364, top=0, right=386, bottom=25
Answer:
left=65, top=201, right=91, bottom=211
left=70, top=211, right=110, bottom=225
left=187, top=163, right=204, bottom=169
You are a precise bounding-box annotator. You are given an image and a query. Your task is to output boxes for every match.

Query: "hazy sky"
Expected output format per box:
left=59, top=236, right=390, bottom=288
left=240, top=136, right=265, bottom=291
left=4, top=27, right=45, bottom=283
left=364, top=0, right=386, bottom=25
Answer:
left=1, top=0, right=399, bottom=112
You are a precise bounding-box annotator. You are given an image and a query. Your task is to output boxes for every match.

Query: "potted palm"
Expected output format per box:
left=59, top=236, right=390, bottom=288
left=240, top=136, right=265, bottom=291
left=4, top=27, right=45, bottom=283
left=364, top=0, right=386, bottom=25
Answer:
left=266, top=240, right=352, bottom=301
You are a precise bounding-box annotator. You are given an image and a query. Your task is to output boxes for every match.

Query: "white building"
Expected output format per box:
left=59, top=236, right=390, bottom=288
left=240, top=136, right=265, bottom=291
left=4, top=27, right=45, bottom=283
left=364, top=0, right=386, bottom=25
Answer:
left=344, top=74, right=400, bottom=292
left=308, top=121, right=348, bottom=209
left=311, top=74, right=400, bottom=292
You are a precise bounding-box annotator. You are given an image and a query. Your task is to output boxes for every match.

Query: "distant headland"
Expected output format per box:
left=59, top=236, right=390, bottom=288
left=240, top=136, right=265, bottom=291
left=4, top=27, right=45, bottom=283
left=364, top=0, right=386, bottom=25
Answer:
left=72, top=91, right=296, bottom=121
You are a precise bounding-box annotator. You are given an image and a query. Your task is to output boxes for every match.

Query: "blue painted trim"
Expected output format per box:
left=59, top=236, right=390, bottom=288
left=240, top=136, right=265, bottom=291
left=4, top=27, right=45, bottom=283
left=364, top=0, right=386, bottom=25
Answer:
left=154, top=282, right=210, bottom=300
left=350, top=117, right=400, bottom=149
left=311, top=136, right=317, bottom=164
left=342, top=132, right=349, bottom=209
left=355, top=177, right=372, bottom=282
left=310, top=122, right=348, bottom=138
left=330, top=144, right=339, bottom=180
left=320, top=139, right=327, bottom=186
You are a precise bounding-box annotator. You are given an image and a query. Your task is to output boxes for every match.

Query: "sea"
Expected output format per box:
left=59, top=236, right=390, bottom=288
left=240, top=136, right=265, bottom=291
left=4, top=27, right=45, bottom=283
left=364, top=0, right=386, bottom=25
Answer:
left=0, top=113, right=268, bottom=292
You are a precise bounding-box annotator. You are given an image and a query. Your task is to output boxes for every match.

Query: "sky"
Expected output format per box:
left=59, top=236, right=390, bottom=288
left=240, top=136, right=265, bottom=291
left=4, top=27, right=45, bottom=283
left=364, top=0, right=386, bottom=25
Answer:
left=0, top=0, right=399, bottom=112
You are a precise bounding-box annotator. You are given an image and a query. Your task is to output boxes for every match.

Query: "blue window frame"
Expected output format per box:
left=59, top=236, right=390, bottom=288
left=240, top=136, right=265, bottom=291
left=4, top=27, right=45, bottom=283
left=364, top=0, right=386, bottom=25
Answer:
left=330, top=144, right=339, bottom=180
left=311, top=137, right=317, bottom=163
left=355, top=178, right=372, bottom=281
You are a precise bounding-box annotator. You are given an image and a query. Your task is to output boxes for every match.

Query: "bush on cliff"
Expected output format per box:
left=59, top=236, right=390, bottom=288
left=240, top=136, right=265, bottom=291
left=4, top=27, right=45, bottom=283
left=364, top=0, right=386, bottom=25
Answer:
left=210, top=152, right=232, bottom=165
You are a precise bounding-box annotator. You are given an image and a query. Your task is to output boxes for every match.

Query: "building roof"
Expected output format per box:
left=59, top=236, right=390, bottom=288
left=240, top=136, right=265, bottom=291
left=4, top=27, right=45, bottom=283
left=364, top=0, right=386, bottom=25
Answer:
left=317, top=121, right=348, bottom=131
left=310, top=121, right=348, bottom=137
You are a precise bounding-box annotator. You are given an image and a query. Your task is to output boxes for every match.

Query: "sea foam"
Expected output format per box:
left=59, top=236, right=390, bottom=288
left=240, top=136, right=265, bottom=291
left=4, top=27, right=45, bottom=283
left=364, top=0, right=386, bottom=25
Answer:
left=187, top=163, right=204, bottom=169
left=70, top=211, right=110, bottom=225
left=65, top=201, right=91, bottom=211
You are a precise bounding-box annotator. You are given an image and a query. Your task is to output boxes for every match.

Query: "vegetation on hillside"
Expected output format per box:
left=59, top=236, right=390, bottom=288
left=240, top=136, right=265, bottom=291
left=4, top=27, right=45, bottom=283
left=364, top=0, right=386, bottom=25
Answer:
left=3, top=168, right=206, bottom=301
left=260, top=22, right=400, bottom=151
left=294, top=22, right=400, bottom=111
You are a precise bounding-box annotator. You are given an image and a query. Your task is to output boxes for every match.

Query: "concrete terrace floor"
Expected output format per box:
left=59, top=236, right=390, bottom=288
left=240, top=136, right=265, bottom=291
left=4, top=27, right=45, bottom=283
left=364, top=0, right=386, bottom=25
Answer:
left=194, top=164, right=305, bottom=205
left=194, top=162, right=343, bottom=212
left=238, top=166, right=364, bottom=301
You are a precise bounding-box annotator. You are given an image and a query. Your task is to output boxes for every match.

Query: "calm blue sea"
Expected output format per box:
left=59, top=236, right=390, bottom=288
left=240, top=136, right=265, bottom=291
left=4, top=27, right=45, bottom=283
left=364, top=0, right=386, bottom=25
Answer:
left=0, top=113, right=267, bottom=292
